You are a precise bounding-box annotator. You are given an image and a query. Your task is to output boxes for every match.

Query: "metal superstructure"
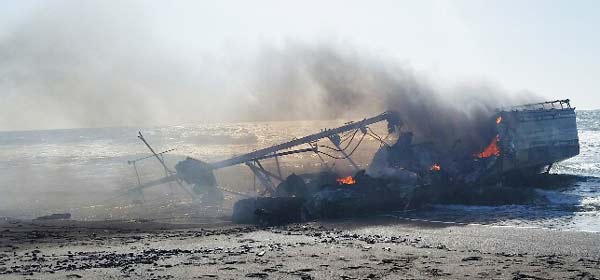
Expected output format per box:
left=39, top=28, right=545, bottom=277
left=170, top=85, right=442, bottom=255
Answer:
left=126, top=111, right=402, bottom=199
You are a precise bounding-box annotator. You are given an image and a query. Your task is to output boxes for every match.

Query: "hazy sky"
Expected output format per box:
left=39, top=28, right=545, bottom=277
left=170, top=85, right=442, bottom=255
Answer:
left=0, top=0, right=598, bottom=130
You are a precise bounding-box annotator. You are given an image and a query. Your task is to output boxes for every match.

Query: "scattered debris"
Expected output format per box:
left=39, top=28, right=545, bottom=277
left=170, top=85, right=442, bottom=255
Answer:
left=34, top=213, right=71, bottom=220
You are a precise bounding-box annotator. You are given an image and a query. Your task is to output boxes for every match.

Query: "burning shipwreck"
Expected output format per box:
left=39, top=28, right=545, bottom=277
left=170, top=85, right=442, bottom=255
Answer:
left=124, top=99, right=579, bottom=225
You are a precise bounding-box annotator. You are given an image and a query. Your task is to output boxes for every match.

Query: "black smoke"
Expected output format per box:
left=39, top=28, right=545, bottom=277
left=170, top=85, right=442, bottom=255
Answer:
left=244, top=44, right=540, bottom=151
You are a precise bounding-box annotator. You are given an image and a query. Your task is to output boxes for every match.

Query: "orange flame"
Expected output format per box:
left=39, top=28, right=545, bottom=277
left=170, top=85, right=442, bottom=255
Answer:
left=496, top=116, right=502, bottom=124
left=429, top=163, right=441, bottom=171
left=474, top=135, right=500, bottom=158
left=336, top=176, right=356, bottom=185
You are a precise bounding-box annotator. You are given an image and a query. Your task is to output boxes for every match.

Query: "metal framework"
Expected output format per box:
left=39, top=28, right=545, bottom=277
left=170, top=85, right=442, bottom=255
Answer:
left=127, top=111, right=401, bottom=198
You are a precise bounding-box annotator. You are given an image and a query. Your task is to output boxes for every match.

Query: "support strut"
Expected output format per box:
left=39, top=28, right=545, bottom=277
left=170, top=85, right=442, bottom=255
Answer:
left=328, top=134, right=360, bottom=171
left=245, top=161, right=277, bottom=195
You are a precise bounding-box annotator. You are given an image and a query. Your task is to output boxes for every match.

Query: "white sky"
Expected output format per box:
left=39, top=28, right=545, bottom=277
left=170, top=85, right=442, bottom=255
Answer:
left=143, top=0, right=599, bottom=109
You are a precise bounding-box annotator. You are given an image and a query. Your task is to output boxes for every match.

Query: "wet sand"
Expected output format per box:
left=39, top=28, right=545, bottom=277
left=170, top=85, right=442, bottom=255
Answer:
left=1, top=216, right=599, bottom=279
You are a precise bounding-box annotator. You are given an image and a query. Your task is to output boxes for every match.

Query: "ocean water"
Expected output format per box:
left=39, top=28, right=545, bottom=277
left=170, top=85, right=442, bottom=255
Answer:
left=0, top=111, right=599, bottom=231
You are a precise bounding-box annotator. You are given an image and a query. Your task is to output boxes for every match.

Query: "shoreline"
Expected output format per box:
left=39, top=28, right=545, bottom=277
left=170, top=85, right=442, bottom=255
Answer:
left=1, top=217, right=599, bottom=279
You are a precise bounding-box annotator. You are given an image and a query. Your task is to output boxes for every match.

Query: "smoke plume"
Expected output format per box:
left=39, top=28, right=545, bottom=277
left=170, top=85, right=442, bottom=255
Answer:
left=0, top=1, right=539, bottom=151
left=244, top=44, right=540, bottom=150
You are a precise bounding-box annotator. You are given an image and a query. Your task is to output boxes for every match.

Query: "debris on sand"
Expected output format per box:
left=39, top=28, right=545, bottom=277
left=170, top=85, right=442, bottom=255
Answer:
left=34, top=213, right=71, bottom=220
left=232, top=171, right=546, bottom=225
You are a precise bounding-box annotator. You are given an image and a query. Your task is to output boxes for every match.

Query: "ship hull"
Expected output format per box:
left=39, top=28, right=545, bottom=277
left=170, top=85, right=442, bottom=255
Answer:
left=494, top=106, right=579, bottom=178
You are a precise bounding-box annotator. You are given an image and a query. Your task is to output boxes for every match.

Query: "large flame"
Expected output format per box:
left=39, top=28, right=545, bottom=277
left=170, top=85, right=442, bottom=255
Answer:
left=336, top=176, right=356, bottom=185
left=496, top=116, right=502, bottom=124
left=474, top=135, right=500, bottom=158
left=429, top=163, right=441, bottom=171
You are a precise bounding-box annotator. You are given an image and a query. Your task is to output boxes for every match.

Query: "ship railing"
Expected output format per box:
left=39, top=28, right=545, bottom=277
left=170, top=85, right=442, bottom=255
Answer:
left=498, top=99, right=572, bottom=112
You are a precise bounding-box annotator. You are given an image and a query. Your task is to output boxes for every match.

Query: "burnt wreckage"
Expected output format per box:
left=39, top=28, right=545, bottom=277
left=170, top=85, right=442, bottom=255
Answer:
left=125, top=99, right=579, bottom=224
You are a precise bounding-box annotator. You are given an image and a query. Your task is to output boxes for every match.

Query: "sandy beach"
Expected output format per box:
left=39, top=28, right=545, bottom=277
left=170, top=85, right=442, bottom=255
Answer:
left=1, top=216, right=598, bottom=279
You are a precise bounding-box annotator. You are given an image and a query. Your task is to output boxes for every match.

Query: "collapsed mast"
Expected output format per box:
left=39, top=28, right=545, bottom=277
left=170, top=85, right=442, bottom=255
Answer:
left=126, top=111, right=402, bottom=200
